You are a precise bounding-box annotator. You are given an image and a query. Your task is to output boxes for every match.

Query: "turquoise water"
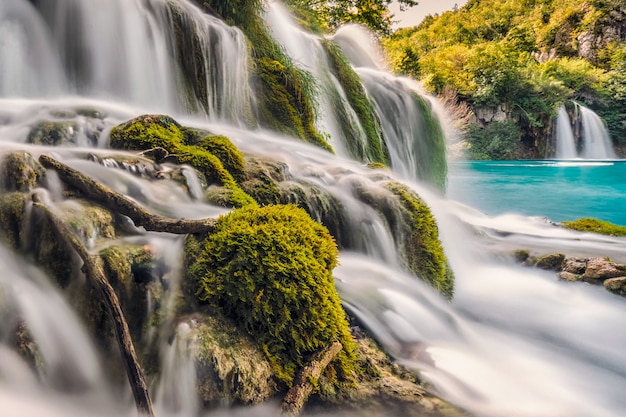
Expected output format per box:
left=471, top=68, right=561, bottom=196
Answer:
left=447, top=160, right=626, bottom=226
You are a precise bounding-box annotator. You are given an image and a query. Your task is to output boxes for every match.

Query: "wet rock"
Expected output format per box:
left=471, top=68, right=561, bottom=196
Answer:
left=582, top=257, right=626, bottom=282
left=0, top=152, right=46, bottom=192
left=179, top=314, right=277, bottom=407
left=526, top=253, right=565, bottom=270
left=604, top=277, right=626, bottom=296
left=558, top=271, right=581, bottom=282
left=562, top=258, right=587, bottom=275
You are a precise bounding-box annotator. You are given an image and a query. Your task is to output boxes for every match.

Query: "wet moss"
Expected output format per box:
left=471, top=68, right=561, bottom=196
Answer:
left=109, top=114, right=256, bottom=208
left=197, top=135, right=245, bottom=182
left=0, top=192, right=26, bottom=249
left=384, top=182, right=453, bottom=299
left=253, top=57, right=331, bottom=152
left=184, top=205, right=356, bottom=387
left=562, top=218, right=626, bottom=236
left=0, top=152, right=46, bottom=192
left=322, top=40, right=389, bottom=164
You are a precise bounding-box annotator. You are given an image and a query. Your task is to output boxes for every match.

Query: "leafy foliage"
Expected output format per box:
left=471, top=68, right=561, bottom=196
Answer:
left=184, top=205, right=356, bottom=386
left=466, top=120, right=521, bottom=160
left=285, top=0, right=418, bottom=36
left=384, top=0, right=626, bottom=158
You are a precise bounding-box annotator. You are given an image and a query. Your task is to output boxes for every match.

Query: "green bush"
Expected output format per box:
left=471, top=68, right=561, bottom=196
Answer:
left=467, top=120, right=521, bottom=160
left=185, top=205, right=356, bottom=386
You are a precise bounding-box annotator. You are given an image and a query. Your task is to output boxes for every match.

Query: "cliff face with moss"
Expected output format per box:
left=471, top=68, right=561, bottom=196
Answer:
left=384, top=0, right=626, bottom=159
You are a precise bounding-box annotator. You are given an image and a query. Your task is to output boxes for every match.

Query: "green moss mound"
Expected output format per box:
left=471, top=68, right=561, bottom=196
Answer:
left=185, top=204, right=356, bottom=386
left=562, top=218, right=626, bottom=236
left=109, top=115, right=255, bottom=208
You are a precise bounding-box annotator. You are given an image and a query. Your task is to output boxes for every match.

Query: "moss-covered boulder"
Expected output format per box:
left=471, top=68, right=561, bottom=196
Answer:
left=0, top=192, right=27, bottom=249
left=0, top=152, right=46, bottom=192
left=108, top=114, right=255, bottom=208
left=184, top=204, right=356, bottom=387
left=27, top=120, right=81, bottom=146
left=175, top=314, right=277, bottom=407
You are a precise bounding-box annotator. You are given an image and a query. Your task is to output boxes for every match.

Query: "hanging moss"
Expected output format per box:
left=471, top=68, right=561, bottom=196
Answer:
left=322, top=40, right=389, bottom=164
left=384, top=182, right=454, bottom=299
left=411, top=94, right=448, bottom=192
left=109, top=114, right=256, bottom=208
left=184, top=205, right=356, bottom=387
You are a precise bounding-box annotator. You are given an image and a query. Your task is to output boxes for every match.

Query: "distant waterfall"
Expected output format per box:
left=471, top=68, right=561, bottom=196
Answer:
left=555, top=106, right=578, bottom=159
left=554, top=103, right=616, bottom=159
left=578, top=104, right=617, bottom=159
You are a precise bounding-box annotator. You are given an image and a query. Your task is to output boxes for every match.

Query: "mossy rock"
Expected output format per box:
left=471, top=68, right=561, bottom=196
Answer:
left=175, top=313, right=277, bottom=407
left=562, top=218, right=626, bottom=236
left=0, top=152, right=46, bottom=192
left=109, top=114, right=256, bottom=208
left=384, top=182, right=453, bottom=299
left=184, top=205, right=356, bottom=387
left=252, top=57, right=332, bottom=153
left=240, top=156, right=289, bottom=206
left=0, top=192, right=27, bottom=249
left=59, top=200, right=116, bottom=243
left=27, top=120, right=80, bottom=146
left=197, top=135, right=245, bottom=182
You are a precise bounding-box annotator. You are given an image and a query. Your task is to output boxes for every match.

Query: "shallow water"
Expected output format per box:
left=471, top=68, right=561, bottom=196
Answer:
left=448, top=160, right=626, bottom=225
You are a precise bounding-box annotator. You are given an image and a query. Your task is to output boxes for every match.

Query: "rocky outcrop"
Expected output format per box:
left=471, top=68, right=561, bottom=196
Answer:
left=517, top=252, right=626, bottom=297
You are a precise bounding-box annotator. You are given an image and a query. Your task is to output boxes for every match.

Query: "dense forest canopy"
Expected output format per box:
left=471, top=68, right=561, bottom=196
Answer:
left=383, top=0, right=626, bottom=158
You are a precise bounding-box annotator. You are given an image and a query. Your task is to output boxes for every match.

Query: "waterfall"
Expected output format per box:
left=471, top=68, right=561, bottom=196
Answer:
left=2, top=2, right=626, bottom=417
left=332, top=25, right=447, bottom=189
left=264, top=2, right=377, bottom=159
left=555, top=105, right=578, bottom=159
left=578, top=104, right=617, bottom=159
left=2, top=0, right=252, bottom=121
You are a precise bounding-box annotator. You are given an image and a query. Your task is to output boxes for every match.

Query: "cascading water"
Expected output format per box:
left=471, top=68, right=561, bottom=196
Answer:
left=332, top=25, right=447, bottom=189
left=2, top=2, right=626, bottom=417
left=555, top=105, right=578, bottom=159
left=578, top=104, right=617, bottom=159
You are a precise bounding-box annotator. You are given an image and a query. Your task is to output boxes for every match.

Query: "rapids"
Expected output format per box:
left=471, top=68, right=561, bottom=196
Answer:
left=1, top=1, right=626, bottom=417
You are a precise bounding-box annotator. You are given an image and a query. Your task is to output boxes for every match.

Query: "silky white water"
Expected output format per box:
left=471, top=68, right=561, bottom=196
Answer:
left=555, top=105, right=577, bottom=159
left=1, top=1, right=626, bottom=417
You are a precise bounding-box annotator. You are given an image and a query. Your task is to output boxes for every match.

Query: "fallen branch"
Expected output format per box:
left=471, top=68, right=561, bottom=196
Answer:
left=281, top=341, right=343, bottom=417
left=38, top=154, right=216, bottom=234
left=32, top=192, right=155, bottom=417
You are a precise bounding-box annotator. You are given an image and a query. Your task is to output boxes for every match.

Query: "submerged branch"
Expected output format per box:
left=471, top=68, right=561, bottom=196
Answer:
left=281, top=341, right=343, bottom=416
left=31, top=192, right=156, bottom=417
left=38, top=154, right=216, bottom=234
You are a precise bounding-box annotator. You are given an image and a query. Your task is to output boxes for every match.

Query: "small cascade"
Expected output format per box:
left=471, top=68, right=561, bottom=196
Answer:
left=555, top=105, right=578, bottom=159
left=3, top=0, right=252, bottom=121
left=578, top=104, right=616, bottom=159
left=0, top=1, right=66, bottom=97
left=264, top=2, right=373, bottom=157
left=332, top=25, right=447, bottom=190
left=0, top=239, right=108, bottom=394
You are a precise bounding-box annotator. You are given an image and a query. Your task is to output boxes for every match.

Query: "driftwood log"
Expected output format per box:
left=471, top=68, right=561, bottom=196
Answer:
left=281, top=341, right=343, bottom=416
left=32, top=192, right=155, bottom=417
left=38, top=154, right=216, bottom=234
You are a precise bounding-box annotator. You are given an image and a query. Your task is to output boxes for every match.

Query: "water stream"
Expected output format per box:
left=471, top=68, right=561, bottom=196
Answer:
left=1, top=1, right=626, bottom=417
